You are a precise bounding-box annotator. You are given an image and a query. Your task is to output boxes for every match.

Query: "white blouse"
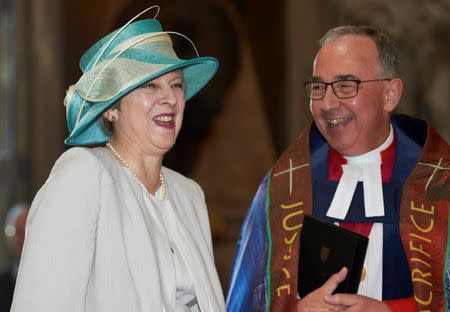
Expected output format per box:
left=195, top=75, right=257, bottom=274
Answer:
left=138, top=174, right=200, bottom=311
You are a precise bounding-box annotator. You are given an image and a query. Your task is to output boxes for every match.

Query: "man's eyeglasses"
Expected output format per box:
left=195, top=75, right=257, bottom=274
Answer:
left=304, top=78, right=392, bottom=100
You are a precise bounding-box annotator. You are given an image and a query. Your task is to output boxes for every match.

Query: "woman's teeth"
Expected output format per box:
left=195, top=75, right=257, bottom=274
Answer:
left=154, top=115, right=173, bottom=122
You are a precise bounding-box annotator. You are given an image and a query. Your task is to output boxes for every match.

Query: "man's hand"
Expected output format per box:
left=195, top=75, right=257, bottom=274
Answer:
left=324, top=293, right=391, bottom=312
left=297, top=267, right=348, bottom=312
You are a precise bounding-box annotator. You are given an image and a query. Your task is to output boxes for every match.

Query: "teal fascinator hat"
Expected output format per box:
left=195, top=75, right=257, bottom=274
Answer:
left=64, top=7, right=219, bottom=146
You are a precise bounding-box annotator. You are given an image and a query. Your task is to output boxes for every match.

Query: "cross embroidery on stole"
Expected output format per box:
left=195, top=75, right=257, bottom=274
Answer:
left=273, top=158, right=309, bottom=196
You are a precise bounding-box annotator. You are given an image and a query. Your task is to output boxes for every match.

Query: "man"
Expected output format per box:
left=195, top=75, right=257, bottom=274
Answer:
left=227, top=26, right=449, bottom=312
left=0, top=203, right=28, bottom=311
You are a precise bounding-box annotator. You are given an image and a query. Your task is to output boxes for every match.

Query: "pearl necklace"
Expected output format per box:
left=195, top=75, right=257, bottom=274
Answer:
left=106, top=142, right=166, bottom=200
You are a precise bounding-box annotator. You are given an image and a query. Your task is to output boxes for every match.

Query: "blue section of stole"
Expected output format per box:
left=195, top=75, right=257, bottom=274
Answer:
left=226, top=175, right=270, bottom=312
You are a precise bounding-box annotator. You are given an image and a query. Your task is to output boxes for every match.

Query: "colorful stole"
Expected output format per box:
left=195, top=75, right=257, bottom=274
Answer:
left=267, top=125, right=312, bottom=311
left=399, top=125, right=450, bottom=311
left=226, top=116, right=449, bottom=312
left=267, top=119, right=449, bottom=311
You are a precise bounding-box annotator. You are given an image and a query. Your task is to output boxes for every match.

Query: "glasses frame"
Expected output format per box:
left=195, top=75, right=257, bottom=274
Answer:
left=304, top=78, right=392, bottom=100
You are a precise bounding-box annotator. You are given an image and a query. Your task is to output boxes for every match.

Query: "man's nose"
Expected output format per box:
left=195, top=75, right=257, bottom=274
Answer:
left=320, top=85, right=340, bottom=109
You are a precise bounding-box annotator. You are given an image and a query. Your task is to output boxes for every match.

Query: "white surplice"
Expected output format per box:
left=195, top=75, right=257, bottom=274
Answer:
left=328, top=126, right=394, bottom=300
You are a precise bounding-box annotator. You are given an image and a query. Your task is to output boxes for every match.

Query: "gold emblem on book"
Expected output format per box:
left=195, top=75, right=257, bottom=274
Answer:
left=320, top=246, right=330, bottom=262
left=360, top=267, right=366, bottom=282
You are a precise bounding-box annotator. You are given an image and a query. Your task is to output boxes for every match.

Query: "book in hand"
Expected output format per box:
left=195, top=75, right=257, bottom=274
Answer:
left=298, top=215, right=369, bottom=298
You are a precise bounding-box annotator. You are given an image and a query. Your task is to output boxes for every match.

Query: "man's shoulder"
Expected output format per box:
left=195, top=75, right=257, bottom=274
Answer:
left=393, top=114, right=449, bottom=153
left=274, top=122, right=326, bottom=168
left=392, top=114, right=428, bottom=146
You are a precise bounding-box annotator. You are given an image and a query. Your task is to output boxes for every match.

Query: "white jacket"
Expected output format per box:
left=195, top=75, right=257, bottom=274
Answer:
left=11, top=147, right=226, bottom=312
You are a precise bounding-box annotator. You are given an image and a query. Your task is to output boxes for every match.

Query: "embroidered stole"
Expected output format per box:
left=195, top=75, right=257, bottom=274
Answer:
left=267, top=122, right=449, bottom=311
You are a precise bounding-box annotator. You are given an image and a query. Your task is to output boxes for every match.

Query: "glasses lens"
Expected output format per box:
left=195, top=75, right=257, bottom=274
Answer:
left=332, top=80, right=358, bottom=98
left=306, top=82, right=326, bottom=99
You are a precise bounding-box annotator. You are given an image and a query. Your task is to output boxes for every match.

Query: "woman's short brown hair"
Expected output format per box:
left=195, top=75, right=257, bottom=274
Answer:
left=99, top=101, right=121, bottom=136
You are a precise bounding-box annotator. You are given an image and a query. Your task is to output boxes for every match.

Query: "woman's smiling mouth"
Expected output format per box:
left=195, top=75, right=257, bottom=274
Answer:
left=153, top=113, right=175, bottom=128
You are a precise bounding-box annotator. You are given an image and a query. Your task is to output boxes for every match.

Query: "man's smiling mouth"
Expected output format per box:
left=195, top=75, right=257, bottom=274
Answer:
left=327, top=117, right=352, bottom=127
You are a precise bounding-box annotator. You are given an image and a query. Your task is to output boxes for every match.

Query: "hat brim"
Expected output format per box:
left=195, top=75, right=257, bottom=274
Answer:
left=65, top=56, right=218, bottom=146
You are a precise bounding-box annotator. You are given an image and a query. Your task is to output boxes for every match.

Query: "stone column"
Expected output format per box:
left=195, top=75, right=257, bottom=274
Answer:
left=192, top=1, right=276, bottom=290
left=283, top=0, right=336, bottom=146
left=28, top=0, right=66, bottom=193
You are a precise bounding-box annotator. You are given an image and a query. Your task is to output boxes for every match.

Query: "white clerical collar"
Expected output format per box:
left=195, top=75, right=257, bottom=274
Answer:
left=326, top=125, right=394, bottom=220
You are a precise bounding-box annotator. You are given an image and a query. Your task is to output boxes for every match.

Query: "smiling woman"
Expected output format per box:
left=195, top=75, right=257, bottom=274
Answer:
left=103, top=70, right=187, bottom=164
left=10, top=6, right=226, bottom=312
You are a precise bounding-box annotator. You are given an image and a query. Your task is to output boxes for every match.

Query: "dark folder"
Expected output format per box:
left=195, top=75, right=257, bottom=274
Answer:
left=298, top=215, right=369, bottom=298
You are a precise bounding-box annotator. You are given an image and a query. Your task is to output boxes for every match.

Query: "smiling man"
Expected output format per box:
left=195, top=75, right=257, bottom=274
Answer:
left=227, top=26, right=449, bottom=312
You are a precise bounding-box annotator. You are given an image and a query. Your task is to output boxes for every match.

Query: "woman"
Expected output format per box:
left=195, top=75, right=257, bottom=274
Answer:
left=11, top=8, right=225, bottom=312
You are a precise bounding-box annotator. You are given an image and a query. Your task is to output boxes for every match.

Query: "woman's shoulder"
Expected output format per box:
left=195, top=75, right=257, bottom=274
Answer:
left=49, top=147, right=111, bottom=181
left=54, top=147, right=102, bottom=168
left=162, top=167, right=203, bottom=195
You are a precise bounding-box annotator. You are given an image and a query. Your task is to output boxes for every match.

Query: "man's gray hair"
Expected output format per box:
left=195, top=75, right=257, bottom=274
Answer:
left=319, top=25, right=400, bottom=77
